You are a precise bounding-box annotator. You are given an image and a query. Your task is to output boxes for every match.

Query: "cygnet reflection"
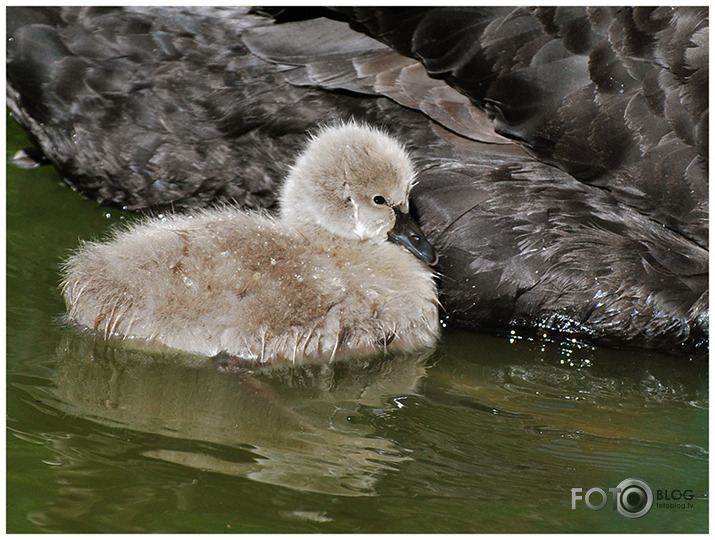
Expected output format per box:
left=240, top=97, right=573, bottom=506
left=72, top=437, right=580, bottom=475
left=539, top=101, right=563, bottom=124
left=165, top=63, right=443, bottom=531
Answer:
left=50, top=329, right=431, bottom=496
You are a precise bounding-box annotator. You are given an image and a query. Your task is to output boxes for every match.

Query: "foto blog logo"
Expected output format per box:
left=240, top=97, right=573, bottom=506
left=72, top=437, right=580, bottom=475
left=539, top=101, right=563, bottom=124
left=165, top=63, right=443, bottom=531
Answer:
left=571, top=478, right=653, bottom=519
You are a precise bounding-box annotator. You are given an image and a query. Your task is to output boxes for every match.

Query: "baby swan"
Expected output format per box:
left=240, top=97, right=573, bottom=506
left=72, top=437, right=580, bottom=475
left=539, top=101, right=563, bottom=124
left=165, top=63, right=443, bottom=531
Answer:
left=62, top=123, right=440, bottom=366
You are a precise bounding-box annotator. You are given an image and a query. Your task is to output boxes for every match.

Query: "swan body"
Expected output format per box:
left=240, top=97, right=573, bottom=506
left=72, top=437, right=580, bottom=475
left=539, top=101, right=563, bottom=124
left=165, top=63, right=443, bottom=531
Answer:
left=62, top=124, right=440, bottom=365
left=8, top=7, right=708, bottom=355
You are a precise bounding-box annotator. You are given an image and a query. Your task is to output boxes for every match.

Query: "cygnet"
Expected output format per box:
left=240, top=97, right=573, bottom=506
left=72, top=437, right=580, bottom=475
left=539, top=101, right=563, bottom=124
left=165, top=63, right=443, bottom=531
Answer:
left=62, top=122, right=440, bottom=366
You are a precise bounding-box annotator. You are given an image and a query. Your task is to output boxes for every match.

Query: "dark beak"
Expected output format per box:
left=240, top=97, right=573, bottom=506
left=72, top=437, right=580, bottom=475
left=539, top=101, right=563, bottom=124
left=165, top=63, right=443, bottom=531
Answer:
left=387, top=208, right=439, bottom=266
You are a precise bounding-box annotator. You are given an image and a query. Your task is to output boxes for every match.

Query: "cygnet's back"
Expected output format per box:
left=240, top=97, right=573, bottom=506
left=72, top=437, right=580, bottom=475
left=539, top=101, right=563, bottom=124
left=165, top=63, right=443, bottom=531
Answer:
left=63, top=123, right=440, bottom=366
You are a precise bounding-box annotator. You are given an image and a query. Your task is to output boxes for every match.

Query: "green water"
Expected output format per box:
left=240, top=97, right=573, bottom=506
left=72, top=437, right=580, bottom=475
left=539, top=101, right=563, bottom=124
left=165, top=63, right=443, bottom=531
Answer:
left=6, top=114, right=708, bottom=533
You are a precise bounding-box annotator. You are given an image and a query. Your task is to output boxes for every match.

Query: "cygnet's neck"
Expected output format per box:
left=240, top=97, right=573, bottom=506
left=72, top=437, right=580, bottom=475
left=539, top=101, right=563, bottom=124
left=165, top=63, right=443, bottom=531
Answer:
left=279, top=174, right=353, bottom=240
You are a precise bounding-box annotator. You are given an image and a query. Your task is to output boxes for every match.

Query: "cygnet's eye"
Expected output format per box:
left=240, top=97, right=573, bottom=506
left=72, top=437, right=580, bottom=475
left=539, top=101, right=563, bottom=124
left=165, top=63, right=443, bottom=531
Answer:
left=373, top=195, right=387, bottom=206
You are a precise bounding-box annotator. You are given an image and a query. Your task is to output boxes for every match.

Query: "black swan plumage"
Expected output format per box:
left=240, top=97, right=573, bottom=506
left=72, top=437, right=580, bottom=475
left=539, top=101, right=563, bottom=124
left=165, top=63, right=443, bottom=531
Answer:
left=6, top=6, right=709, bottom=355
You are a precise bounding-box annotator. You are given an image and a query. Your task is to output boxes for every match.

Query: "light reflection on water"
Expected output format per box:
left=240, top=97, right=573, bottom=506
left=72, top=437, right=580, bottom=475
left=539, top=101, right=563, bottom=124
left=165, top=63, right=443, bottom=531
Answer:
left=6, top=114, right=708, bottom=533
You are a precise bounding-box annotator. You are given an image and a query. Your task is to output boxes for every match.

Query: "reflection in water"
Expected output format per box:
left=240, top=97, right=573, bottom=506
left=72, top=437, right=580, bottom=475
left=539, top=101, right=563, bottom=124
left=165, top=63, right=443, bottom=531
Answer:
left=12, top=327, right=707, bottom=532
left=51, top=330, right=431, bottom=497
left=420, top=331, right=708, bottom=506
left=428, top=330, right=707, bottom=439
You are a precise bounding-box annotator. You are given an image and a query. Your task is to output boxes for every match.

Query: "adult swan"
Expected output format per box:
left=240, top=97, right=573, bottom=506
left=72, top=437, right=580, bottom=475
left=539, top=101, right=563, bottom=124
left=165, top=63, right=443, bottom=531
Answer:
left=6, top=7, right=708, bottom=355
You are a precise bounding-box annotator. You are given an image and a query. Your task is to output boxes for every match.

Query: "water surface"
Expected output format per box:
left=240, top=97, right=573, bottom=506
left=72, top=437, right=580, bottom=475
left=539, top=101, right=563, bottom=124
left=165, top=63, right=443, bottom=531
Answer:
left=6, top=114, right=708, bottom=532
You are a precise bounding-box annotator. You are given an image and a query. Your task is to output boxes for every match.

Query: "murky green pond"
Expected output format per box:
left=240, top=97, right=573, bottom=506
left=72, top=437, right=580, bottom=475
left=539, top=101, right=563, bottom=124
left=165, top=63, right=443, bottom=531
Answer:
left=6, top=113, right=708, bottom=533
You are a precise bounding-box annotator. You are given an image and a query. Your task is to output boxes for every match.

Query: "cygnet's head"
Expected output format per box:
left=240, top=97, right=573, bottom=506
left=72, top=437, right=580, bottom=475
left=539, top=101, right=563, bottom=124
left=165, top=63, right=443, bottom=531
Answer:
left=281, top=122, right=437, bottom=265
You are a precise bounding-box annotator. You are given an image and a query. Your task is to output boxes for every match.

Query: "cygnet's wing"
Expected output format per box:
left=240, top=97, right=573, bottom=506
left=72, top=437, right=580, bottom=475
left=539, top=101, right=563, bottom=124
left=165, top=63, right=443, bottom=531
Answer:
left=328, top=7, right=708, bottom=249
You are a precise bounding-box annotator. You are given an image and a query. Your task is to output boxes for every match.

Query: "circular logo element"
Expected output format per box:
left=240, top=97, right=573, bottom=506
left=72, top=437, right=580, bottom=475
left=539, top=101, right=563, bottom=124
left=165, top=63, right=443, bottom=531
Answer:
left=616, top=478, right=653, bottom=518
